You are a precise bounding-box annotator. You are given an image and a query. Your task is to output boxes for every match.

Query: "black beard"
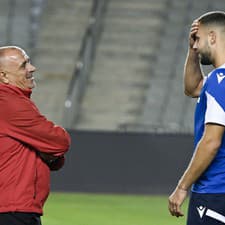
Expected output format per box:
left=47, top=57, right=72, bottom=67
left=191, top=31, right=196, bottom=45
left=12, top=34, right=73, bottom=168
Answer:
left=199, top=53, right=212, bottom=65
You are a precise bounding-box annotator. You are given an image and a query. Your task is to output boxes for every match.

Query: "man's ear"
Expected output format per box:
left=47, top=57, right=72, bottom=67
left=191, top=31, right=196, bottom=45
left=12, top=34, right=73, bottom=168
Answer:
left=208, top=31, right=216, bottom=45
left=0, top=71, right=9, bottom=84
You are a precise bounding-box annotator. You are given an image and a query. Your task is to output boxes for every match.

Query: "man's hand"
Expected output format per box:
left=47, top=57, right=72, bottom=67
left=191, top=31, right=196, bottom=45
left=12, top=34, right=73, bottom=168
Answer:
left=38, top=152, right=58, bottom=163
left=168, top=187, right=188, bottom=217
left=38, top=152, right=65, bottom=171
left=189, top=19, right=199, bottom=49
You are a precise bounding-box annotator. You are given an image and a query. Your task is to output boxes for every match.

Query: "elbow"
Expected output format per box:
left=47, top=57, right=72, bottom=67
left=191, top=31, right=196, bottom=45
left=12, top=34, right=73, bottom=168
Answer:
left=184, top=89, right=192, bottom=97
left=54, top=134, right=71, bottom=156
left=61, top=130, right=71, bottom=150
left=202, top=138, right=221, bottom=155
left=61, top=135, right=71, bottom=153
left=184, top=79, right=202, bottom=98
left=184, top=88, right=199, bottom=98
left=184, top=84, right=194, bottom=97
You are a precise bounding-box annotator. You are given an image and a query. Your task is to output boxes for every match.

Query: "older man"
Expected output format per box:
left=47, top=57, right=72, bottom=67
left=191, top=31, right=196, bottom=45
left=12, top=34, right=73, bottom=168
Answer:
left=0, top=46, right=70, bottom=225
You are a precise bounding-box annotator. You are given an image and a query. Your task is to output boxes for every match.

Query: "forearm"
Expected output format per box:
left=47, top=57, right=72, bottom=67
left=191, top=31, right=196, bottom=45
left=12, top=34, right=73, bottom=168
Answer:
left=8, top=111, right=71, bottom=156
left=183, top=49, right=203, bottom=97
left=177, top=138, right=219, bottom=190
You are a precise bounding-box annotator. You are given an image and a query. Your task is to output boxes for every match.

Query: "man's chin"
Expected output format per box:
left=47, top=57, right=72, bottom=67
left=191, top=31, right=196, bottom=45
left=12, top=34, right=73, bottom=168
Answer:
left=29, top=81, right=36, bottom=89
left=200, top=58, right=212, bottom=65
left=199, top=54, right=212, bottom=65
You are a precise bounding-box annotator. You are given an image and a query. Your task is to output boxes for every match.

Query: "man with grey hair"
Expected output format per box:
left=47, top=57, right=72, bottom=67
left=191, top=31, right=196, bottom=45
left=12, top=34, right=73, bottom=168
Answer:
left=168, top=11, right=225, bottom=225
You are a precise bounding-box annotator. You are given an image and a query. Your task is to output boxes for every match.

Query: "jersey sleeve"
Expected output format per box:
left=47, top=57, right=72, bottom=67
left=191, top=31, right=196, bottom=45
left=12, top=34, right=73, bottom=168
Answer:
left=205, top=68, right=225, bottom=126
left=4, top=95, right=71, bottom=156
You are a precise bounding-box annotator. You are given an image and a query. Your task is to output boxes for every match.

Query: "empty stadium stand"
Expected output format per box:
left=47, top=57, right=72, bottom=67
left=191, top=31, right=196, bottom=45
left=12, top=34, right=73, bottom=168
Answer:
left=138, top=0, right=224, bottom=133
left=0, top=0, right=31, bottom=50
left=75, top=0, right=169, bottom=130
left=63, top=0, right=224, bottom=133
left=32, top=0, right=93, bottom=125
left=0, top=1, right=13, bottom=46
left=6, top=0, right=224, bottom=133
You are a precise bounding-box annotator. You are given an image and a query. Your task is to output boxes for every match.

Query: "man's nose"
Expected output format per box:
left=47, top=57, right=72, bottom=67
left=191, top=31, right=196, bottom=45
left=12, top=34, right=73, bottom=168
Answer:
left=29, top=63, right=36, bottom=72
left=193, top=41, right=198, bottom=50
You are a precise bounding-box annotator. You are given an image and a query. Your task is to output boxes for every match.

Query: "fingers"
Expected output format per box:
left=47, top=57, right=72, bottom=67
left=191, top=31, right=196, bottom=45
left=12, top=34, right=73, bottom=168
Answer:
left=191, top=20, right=199, bottom=32
left=168, top=188, right=187, bottom=217
left=168, top=200, right=184, bottom=217
left=189, top=19, right=199, bottom=48
left=190, top=20, right=199, bottom=37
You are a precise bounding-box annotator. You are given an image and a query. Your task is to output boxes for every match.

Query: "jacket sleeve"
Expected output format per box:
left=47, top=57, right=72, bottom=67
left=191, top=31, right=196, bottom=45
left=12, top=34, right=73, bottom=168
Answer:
left=4, top=95, right=71, bottom=157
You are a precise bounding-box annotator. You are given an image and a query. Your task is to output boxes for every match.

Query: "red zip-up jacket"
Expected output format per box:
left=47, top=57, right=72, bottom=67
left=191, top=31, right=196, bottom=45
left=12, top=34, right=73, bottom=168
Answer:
left=0, top=84, right=70, bottom=214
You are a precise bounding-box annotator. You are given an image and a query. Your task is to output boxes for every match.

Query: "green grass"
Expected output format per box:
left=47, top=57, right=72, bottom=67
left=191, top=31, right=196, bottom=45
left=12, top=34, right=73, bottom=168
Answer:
left=42, top=192, right=189, bottom=225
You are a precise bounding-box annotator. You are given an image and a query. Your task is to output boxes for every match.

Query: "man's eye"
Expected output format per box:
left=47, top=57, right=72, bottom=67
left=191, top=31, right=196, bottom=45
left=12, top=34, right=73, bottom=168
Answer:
left=192, top=34, right=197, bottom=41
left=21, top=62, right=26, bottom=68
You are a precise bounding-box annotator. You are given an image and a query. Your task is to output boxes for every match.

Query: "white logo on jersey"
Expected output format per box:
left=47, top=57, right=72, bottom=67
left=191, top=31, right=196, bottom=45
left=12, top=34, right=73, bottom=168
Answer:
left=217, top=72, right=225, bottom=84
left=197, top=206, right=206, bottom=218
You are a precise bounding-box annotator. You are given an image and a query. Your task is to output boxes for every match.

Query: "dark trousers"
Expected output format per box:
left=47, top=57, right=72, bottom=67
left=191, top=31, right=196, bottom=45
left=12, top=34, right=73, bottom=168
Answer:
left=0, top=212, right=42, bottom=225
left=187, top=192, right=225, bottom=225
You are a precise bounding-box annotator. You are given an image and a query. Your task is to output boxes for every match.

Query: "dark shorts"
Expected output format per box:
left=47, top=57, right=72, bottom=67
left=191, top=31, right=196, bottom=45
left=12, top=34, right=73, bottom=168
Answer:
left=187, top=192, right=225, bottom=225
left=0, top=212, right=42, bottom=225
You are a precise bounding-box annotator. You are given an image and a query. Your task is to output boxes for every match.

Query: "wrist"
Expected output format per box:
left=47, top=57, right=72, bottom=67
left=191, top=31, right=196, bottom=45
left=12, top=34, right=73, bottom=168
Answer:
left=177, top=184, right=188, bottom=191
left=188, top=48, right=198, bottom=56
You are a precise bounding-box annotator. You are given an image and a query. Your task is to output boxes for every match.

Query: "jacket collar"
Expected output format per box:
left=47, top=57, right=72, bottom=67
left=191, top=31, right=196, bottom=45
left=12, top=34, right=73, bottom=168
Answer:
left=0, top=83, right=32, bottom=98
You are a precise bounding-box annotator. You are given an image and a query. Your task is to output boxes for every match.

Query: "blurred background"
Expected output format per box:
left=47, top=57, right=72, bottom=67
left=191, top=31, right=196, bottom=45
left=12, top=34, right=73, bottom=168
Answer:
left=2, top=0, right=224, bottom=223
left=3, top=0, right=220, bottom=133
left=3, top=0, right=219, bottom=133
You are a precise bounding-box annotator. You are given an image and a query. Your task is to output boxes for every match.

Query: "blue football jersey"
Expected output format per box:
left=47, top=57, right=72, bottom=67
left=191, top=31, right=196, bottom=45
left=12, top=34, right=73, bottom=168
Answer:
left=192, top=66, right=225, bottom=193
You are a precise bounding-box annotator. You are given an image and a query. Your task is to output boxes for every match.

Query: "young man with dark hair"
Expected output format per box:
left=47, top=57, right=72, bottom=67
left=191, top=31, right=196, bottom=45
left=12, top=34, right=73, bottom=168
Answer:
left=168, top=11, right=225, bottom=225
